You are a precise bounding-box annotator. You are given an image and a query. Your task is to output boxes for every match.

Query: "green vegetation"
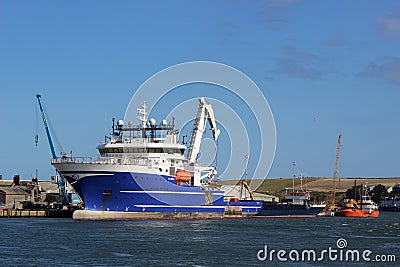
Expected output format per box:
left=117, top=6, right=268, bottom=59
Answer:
left=223, top=178, right=400, bottom=204
left=371, top=184, right=388, bottom=203
left=345, top=185, right=365, bottom=200
left=256, top=177, right=319, bottom=194
left=45, top=194, right=62, bottom=204
left=345, top=184, right=390, bottom=204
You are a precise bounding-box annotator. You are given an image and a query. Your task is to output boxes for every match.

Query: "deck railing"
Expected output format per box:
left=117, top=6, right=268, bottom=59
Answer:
left=51, top=156, right=150, bottom=166
left=51, top=157, right=212, bottom=171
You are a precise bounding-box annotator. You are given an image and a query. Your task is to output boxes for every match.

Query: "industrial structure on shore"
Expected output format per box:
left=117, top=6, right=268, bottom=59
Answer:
left=0, top=174, right=79, bottom=217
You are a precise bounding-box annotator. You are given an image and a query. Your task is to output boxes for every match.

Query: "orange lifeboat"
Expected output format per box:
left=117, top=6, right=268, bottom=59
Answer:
left=175, top=170, right=191, bottom=184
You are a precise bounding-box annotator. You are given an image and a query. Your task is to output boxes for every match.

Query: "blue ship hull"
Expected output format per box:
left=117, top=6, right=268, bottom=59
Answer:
left=61, top=170, right=262, bottom=215
left=256, top=202, right=325, bottom=217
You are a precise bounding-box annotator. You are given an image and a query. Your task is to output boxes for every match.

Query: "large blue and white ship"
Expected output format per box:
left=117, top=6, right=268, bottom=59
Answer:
left=51, top=98, right=262, bottom=219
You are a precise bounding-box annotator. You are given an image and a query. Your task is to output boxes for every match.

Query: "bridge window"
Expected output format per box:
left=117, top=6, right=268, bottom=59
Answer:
left=148, top=148, right=163, bottom=153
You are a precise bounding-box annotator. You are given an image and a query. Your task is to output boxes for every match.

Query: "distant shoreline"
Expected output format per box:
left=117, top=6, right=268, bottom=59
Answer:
left=2, top=177, right=399, bottom=194
left=222, top=177, right=400, bottom=193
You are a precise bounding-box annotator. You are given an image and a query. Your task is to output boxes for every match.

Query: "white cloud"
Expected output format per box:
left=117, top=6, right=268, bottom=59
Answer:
left=359, top=57, right=400, bottom=83
left=377, top=15, right=400, bottom=38
left=282, top=46, right=322, bottom=61
left=322, top=34, right=347, bottom=47
left=270, top=46, right=343, bottom=80
left=259, top=0, right=303, bottom=24
left=264, top=0, right=302, bottom=9
left=271, top=46, right=323, bottom=79
left=273, top=57, right=322, bottom=79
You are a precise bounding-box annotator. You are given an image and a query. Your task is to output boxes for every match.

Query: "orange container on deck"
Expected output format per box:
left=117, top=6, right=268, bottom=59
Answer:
left=175, top=170, right=191, bottom=184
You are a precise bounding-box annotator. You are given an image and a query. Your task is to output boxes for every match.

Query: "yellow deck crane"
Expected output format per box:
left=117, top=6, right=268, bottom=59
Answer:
left=241, top=180, right=255, bottom=200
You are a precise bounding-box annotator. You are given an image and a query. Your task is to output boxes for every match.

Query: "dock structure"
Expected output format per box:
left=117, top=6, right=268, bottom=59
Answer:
left=0, top=209, right=46, bottom=218
left=72, top=209, right=257, bottom=220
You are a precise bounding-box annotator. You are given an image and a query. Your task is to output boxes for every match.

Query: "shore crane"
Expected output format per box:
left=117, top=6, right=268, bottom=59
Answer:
left=187, top=98, right=221, bottom=163
left=241, top=180, right=255, bottom=200
left=331, top=133, right=342, bottom=205
left=36, top=94, right=69, bottom=204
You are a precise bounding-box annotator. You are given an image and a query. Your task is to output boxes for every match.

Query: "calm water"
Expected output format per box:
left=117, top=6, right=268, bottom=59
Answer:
left=0, top=213, right=398, bottom=266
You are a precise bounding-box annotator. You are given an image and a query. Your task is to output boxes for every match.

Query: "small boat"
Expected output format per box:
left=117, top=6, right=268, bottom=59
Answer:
left=336, top=199, right=363, bottom=217
left=335, top=180, right=379, bottom=217
left=253, top=165, right=326, bottom=218
left=380, top=197, right=400, bottom=212
left=255, top=189, right=326, bottom=218
left=335, top=197, right=379, bottom=217
left=358, top=196, right=380, bottom=217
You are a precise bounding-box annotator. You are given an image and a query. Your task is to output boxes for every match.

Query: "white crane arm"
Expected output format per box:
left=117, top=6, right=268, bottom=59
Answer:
left=187, top=98, right=220, bottom=163
left=204, top=101, right=220, bottom=141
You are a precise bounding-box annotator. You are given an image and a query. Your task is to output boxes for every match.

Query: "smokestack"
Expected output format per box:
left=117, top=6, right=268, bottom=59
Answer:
left=354, top=179, right=356, bottom=200
left=13, top=175, right=20, bottom=185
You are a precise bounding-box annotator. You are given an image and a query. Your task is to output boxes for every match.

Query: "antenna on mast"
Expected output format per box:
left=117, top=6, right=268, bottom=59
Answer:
left=137, top=102, right=147, bottom=128
left=137, top=102, right=147, bottom=138
left=292, top=161, right=296, bottom=192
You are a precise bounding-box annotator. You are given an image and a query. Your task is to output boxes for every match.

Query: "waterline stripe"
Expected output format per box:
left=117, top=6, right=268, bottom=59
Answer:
left=120, top=190, right=224, bottom=195
left=65, top=173, right=114, bottom=177
left=134, top=205, right=226, bottom=209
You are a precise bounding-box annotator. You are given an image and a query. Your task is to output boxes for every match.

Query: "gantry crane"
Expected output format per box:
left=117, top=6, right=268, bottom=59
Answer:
left=331, top=133, right=342, bottom=205
left=36, top=94, right=69, bottom=204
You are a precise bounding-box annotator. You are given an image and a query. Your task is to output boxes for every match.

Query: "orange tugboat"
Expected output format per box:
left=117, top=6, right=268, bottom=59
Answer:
left=335, top=196, right=379, bottom=217
left=336, top=197, right=379, bottom=217
left=335, top=199, right=363, bottom=217
left=335, top=180, right=379, bottom=217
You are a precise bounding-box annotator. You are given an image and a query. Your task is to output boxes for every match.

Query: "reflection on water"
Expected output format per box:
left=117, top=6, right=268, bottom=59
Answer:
left=0, top=212, right=398, bottom=266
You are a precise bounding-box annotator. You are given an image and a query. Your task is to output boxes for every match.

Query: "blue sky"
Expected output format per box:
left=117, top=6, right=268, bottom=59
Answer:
left=1, top=1, right=400, bottom=180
